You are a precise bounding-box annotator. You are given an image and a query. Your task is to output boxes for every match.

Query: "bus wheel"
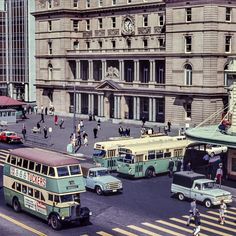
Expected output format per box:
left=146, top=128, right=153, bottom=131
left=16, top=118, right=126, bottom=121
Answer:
left=177, top=193, right=185, bottom=201
left=145, top=168, right=154, bottom=178
left=49, top=214, right=62, bottom=230
left=80, top=217, right=90, bottom=226
left=204, top=199, right=212, bottom=208
left=12, top=197, right=21, bottom=212
left=95, top=186, right=103, bottom=195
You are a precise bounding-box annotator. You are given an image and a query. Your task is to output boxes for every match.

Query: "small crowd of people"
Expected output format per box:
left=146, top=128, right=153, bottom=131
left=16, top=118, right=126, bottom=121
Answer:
left=118, top=126, right=130, bottom=137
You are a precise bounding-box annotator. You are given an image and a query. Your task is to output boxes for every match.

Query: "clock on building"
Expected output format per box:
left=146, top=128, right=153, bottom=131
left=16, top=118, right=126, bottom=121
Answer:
left=122, top=16, right=134, bottom=36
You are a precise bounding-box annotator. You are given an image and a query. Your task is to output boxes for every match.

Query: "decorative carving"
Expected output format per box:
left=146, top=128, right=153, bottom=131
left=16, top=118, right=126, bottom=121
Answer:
left=154, top=26, right=163, bottom=33
left=106, top=66, right=119, bottom=79
left=95, top=30, right=105, bottom=37
left=138, top=27, right=151, bottom=35
left=38, top=0, right=46, bottom=8
left=83, top=31, right=92, bottom=38
left=54, top=0, right=60, bottom=7
left=108, top=29, right=119, bottom=36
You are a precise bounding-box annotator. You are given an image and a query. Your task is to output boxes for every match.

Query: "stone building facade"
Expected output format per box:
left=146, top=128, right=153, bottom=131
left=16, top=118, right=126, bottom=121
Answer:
left=33, top=0, right=236, bottom=126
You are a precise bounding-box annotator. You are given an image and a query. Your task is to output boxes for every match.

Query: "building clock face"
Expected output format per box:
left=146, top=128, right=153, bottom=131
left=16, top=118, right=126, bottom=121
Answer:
left=124, top=18, right=134, bottom=33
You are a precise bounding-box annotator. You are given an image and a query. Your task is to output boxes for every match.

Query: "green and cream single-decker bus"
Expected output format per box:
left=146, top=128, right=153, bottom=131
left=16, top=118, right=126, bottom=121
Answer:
left=3, top=148, right=91, bottom=230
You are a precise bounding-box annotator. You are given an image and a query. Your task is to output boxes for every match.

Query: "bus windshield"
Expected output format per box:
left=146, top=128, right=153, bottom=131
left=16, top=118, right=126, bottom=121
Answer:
left=93, top=149, right=106, bottom=158
left=60, top=193, right=80, bottom=203
left=118, top=154, right=134, bottom=164
left=97, top=169, right=109, bottom=176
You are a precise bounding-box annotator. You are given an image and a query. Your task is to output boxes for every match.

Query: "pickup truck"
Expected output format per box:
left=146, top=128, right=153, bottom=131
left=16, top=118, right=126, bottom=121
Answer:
left=171, top=171, right=232, bottom=208
left=81, top=163, right=123, bottom=195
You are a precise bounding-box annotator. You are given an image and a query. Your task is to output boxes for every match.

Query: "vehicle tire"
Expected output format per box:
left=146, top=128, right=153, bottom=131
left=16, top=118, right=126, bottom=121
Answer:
left=49, top=214, right=62, bottom=230
left=204, top=199, right=212, bottom=208
left=12, top=197, right=21, bottom=212
left=145, top=168, right=154, bottom=178
left=177, top=193, right=185, bottom=201
left=95, top=186, right=103, bottom=195
left=80, top=217, right=90, bottom=226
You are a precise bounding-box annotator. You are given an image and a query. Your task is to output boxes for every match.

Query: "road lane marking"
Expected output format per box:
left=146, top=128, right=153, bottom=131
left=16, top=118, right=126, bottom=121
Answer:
left=182, top=215, right=235, bottom=234
left=226, top=210, right=236, bottom=216
left=96, top=232, right=113, bottom=236
left=142, top=222, right=185, bottom=236
left=127, top=225, right=161, bottom=236
left=112, top=228, right=138, bottom=236
left=156, top=220, right=209, bottom=236
left=200, top=213, right=236, bottom=227
left=208, top=211, right=236, bottom=220
left=170, top=217, right=231, bottom=236
left=0, top=213, right=47, bottom=236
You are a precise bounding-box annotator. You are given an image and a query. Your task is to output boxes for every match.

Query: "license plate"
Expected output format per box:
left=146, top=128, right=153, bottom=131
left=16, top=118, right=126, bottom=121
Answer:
left=112, top=190, right=117, bottom=192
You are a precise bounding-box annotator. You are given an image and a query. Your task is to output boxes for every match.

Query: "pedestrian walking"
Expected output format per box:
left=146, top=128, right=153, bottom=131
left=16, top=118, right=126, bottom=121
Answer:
left=193, top=209, right=201, bottom=236
left=93, top=127, right=98, bottom=138
left=83, top=135, right=88, bottom=146
left=45, top=107, right=48, bottom=115
left=187, top=199, right=197, bottom=226
left=43, top=126, right=48, bottom=139
left=164, top=125, right=168, bottom=135
left=141, top=116, right=146, bottom=127
left=215, top=163, right=223, bottom=188
left=40, top=113, right=44, bottom=123
left=59, top=119, right=64, bottom=129
left=126, top=127, right=130, bottom=136
left=80, top=120, right=84, bottom=131
left=168, top=159, right=174, bottom=178
left=118, top=126, right=123, bottom=136
left=97, top=119, right=101, bottom=130
left=40, top=105, right=44, bottom=114
left=21, top=125, right=26, bottom=141
left=176, top=159, right=182, bottom=172
left=218, top=200, right=227, bottom=225
left=167, top=120, right=172, bottom=132
left=82, top=131, right=88, bottom=140
left=54, top=115, right=58, bottom=125
left=36, top=122, right=41, bottom=133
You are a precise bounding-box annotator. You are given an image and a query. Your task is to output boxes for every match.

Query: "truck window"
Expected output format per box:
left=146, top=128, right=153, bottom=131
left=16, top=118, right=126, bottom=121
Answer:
left=89, top=171, right=95, bottom=177
left=194, top=183, right=201, bottom=190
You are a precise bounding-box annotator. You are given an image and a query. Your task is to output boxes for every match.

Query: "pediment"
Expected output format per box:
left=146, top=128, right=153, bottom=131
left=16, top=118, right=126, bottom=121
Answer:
left=95, top=80, right=121, bottom=91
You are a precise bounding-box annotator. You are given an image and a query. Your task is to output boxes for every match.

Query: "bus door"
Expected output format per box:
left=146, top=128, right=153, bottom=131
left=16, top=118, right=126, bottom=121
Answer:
left=107, top=149, right=116, bottom=170
left=135, top=154, right=144, bottom=177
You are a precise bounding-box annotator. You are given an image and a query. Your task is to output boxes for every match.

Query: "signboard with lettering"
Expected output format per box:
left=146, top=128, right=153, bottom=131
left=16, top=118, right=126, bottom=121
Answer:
left=10, top=166, right=46, bottom=188
left=24, top=196, right=47, bottom=215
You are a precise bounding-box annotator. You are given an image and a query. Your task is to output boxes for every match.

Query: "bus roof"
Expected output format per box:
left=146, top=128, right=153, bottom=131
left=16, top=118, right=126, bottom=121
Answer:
left=94, top=135, right=186, bottom=150
left=120, top=139, right=191, bottom=154
left=9, top=148, right=81, bottom=167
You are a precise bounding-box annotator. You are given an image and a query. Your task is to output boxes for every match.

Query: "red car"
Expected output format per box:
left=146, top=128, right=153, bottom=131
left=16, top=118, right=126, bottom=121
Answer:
left=0, top=131, right=22, bottom=144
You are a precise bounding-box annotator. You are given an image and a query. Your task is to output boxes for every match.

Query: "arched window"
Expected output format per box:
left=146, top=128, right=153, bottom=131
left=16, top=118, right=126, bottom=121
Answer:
left=48, top=63, right=53, bottom=80
left=224, top=64, right=229, bottom=86
left=184, top=64, right=192, bottom=85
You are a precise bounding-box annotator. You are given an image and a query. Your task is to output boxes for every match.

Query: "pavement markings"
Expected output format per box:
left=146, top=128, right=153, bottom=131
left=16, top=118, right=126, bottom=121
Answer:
left=142, top=222, right=185, bottom=236
left=127, top=225, right=161, bottom=236
left=226, top=209, right=236, bottom=216
left=182, top=215, right=235, bottom=234
left=200, top=213, right=236, bottom=227
left=112, top=228, right=138, bottom=236
left=208, top=211, right=236, bottom=220
left=96, top=232, right=113, bottom=236
left=0, top=213, right=47, bottom=236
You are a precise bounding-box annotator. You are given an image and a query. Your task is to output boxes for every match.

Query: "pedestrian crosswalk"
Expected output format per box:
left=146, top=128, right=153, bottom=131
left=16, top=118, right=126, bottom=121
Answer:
left=0, top=149, right=9, bottom=166
left=87, top=207, right=236, bottom=236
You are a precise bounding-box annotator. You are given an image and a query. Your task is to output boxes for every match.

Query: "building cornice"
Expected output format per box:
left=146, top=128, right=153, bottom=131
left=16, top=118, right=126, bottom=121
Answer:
left=165, top=0, right=236, bottom=7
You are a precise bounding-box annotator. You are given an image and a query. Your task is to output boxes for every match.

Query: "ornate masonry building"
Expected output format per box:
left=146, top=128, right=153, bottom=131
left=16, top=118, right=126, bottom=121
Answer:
left=33, top=0, right=236, bottom=125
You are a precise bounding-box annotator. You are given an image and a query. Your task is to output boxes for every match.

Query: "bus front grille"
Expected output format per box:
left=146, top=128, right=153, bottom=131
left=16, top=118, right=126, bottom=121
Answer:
left=70, top=205, right=80, bottom=218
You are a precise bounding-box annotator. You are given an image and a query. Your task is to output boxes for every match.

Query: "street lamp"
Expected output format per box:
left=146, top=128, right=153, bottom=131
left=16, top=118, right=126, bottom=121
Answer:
left=73, top=83, right=76, bottom=135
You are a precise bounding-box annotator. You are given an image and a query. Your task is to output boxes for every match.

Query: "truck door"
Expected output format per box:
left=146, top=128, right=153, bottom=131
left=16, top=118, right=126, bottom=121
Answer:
left=191, top=183, right=203, bottom=201
left=86, top=171, right=95, bottom=189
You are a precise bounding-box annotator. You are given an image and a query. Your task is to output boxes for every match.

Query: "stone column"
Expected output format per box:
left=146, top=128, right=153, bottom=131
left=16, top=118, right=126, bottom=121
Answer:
left=136, top=97, right=140, bottom=120
left=150, top=60, right=153, bottom=83
left=98, top=95, right=101, bottom=116
left=91, top=94, right=94, bottom=115
left=119, top=60, right=124, bottom=81
left=100, top=94, right=104, bottom=117
left=24, top=83, right=29, bottom=102
left=133, top=97, right=137, bottom=120
left=152, top=98, right=156, bottom=122
left=134, top=60, right=140, bottom=82
left=149, top=98, right=153, bottom=121
left=102, top=60, right=106, bottom=80
left=76, top=60, right=80, bottom=80
left=88, top=60, right=93, bottom=81
left=117, top=96, right=121, bottom=118
left=78, top=93, right=81, bottom=114
left=149, top=60, right=156, bottom=82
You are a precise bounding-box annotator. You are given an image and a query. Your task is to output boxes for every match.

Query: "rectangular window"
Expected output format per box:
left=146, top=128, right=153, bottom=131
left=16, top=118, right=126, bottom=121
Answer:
left=156, top=151, right=164, bottom=159
left=73, top=20, right=79, bottom=31
left=143, top=39, right=148, bottom=49
left=34, top=190, right=40, bottom=199
left=127, top=68, right=132, bottom=82
left=112, top=17, right=116, bottom=28
left=48, top=20, right=52, bottom=31
left=159, top=38, right=165, bottom=47
left=112, top=40, right=116, bottom=49
left=225, top=35, right=231, bottom=53
left=48, top=0, right=52, bottom=9
left=49, top=167, right=55, bottom=177
left=49, top=194, right=53, bottom=201
left=23, top=159, right=28, bottom=169
left=86, top=41, right=90, bottom=49
left=73, top=41, right=79, bottom=50
left=48, top=42, right=52, bottom=55
left=57, top=166, right=69, bottom=177
left=28, top=187, right=33, bottom=197
left=86, top=20, right=90, bottom=30
left=69, top=165, right=81, bottom=175
left=98, top=18, right=103, bottom=29
left=158, top=68, right=164, bottom=84
left=41, top=165, right=48, bottom=175
left=29, top=161, right=35, bottom=171
left=143, top=15, right=148, bottom=27
left=22, top=185, right=27, bottom=194
left=86, top=0, right=90, bottom=8
left=99, top=0, right=103, bottom=7
left=16, top=183, right=21, bottom=192
left=127, top=39, right=131, bottom=49
left=186, top=8, right=192, bottom=22
left=159, top=14, right=164, bottom=26
left=226, top=7, right=231, bottom=22
left=127, top=0, right=132, bottom=3
left=98, top=41, right=102, bottom=49
left=35, top=163, right=41, bottom=173
left=184, top=103, right=192, bottom=119
left=185, top=36, right=192, bottom=52
left=143, top=67, right=149, bottom=83
left=112, top=0, right=116, bottom=5
left=11, top=156, right=16, bottom=165
left=17, top=158, right=22, bottom=167
left=73, top=0, right=79, bottom=8
left=148, top=150, right=155, bottom=160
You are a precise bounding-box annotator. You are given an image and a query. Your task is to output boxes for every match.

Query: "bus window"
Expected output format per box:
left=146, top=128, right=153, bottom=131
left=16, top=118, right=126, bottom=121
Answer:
left=22, top=185, right=27, bottom=194
left=28, top=187, right=33, bottom=197
left=17, top=158, right=22, bottom=167
left=11, top=156, right=16, bottom=165
left=7, top=155, right=10, bottom=163
left=34, top=190, right=40, bottom=199
left=69, top=165, right=81, bottom=175
left=48, top=194, right=53, bottom=201
left=57, top=166, right=69, bottom=177
left=48, top=167, right=55, bottom=177
left=54, top=195, right=59, bottom=203
left=35, top=163, right=41, bottom=173
left=93, top=149, right=106, bottom=158
left=148, top=150, right=155, bottom=160
left=107, top=149, right=116, bottom=157
left=156, top=151, right=163, bottom=159
left=174, top=149, right=183, bottom=157
left=23, top=159, right=28, bottom=169
left=41, top=193, right=45, bottom=202
left=164, top=152, right=171, bottom=158
left=16, top=183, right=21, bottom=192
left=74, top=193, right=80, bottom=203
left=29, top=161, right=35, bottom=171
left=60, top=194, right=73, bottom=203
left=12, top=182, right=15, bottom=189
left=41, top=165, right=48, bottom=175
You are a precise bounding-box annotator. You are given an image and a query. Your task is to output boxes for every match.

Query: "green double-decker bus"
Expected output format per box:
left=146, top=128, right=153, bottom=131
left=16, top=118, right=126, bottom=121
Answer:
left=93, top=135, right=186, bottom=171
left=3, top=147, right=91, bottom=230
left=116, top=139, right=191, bottom=178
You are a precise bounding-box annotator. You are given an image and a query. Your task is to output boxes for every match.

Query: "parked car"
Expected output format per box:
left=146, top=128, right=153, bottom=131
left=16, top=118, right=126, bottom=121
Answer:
left=82, top=163, right=123, bottom=195
left=171, top=171, right=232, bottom=208
left=0, top=131, right=22, bottom=144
